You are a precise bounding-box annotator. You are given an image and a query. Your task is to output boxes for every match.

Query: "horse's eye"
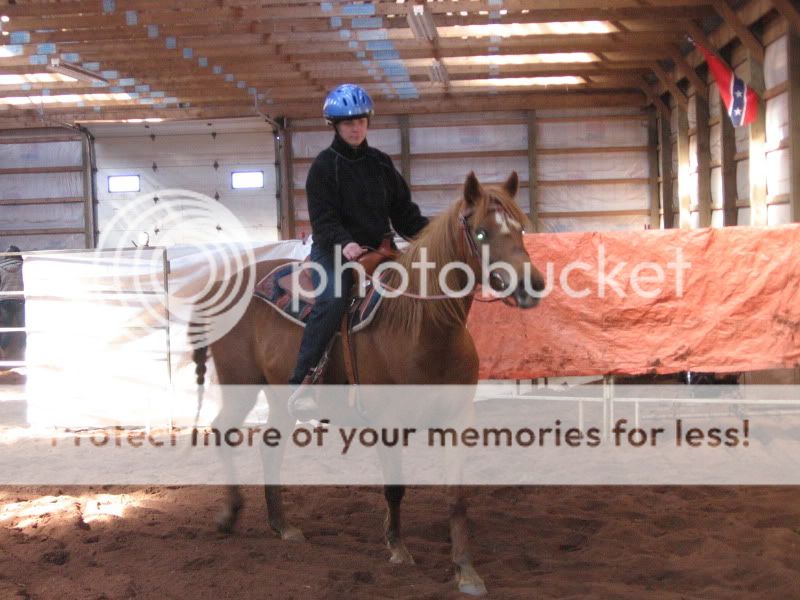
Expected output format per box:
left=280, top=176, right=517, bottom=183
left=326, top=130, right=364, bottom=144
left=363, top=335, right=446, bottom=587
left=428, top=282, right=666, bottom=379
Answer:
left=475, top=229, right=488, bottom=241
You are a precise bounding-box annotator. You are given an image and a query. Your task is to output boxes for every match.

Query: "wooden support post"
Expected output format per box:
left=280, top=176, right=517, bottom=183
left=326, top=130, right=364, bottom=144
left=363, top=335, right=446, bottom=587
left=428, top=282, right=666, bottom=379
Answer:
left=526, top=110, right=539, bottom=232
left=720, top=109, right=739, bottom=226
left=789, top=32, right=800, bottom=222
left=647, top=109, right=661, bottom=229
left=81, top=130, right=96, bottom=248
left=277, top=120, right=296, bottom=239
left=747, top=51, right=768, bottom=226
left=676, top=106, right=692, bottom=229
left=659, top=109, right=674, bottom=229
left=695, top=94, right=712, bottom=227
left=719, top=45, right=739, bottom=226
left=399, top=114, right=411, bottom=185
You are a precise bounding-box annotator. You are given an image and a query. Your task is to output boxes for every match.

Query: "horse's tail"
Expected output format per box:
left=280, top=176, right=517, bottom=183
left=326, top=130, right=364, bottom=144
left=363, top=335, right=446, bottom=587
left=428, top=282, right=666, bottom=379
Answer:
left=191, top=345, right=208, bottom=429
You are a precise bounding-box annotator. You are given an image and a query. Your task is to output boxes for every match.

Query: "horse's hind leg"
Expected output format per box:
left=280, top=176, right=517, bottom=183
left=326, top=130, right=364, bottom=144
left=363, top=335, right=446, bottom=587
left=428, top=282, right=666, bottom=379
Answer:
left=212, top=382, right=261, bottom=533
left=261, top=391, right=305, bottom=541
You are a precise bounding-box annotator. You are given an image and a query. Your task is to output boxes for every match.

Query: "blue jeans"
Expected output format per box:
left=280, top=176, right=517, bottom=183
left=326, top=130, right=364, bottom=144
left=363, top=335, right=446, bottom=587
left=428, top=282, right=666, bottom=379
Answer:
left=288, top=244, right=354, bottom=384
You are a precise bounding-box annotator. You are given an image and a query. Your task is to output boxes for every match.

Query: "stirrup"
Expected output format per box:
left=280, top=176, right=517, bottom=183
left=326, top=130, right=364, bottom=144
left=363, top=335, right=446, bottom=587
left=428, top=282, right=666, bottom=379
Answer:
left=287, top=384, right=320, bottom=422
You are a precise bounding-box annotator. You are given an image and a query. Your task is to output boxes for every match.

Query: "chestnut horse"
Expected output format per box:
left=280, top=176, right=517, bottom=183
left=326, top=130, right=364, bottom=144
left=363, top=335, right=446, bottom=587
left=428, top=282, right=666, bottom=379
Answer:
left=193, top=171, right=544, bottom=596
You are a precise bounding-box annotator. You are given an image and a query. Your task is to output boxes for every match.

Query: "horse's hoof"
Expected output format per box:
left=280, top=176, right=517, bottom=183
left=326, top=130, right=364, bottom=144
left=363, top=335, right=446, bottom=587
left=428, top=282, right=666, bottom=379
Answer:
left=458, top=581, right=488, bottom=597
left=387, top=543, right=415, bottom=565
left=215, top=508, right=240, bottom=534
left=280, top=525, right=306, bottom=542
left=456, top=566, right=487, bottom=597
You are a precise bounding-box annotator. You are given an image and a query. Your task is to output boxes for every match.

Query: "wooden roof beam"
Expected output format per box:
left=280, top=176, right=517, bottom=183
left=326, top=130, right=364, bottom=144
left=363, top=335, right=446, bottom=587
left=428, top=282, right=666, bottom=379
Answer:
left=770, top=0, right=800, bottom=34
left=637, top=77, right=671, bottom=119
left=650, top=61, right=689, bottom=109
left=670, top=45, right=708, bottom=98
left=712, top=0, right=765, bottom=62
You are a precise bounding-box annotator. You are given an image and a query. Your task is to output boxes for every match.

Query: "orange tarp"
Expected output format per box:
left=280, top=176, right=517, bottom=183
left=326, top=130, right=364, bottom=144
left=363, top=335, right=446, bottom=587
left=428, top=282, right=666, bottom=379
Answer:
left=468, top=225, right=800, bottom=379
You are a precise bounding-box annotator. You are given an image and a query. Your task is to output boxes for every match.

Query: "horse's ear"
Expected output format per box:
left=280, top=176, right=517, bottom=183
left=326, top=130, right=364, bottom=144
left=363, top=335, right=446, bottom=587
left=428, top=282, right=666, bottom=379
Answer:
left=503, top=171, right=519, bottom=198
left=463, top=171, right=482, bottom=206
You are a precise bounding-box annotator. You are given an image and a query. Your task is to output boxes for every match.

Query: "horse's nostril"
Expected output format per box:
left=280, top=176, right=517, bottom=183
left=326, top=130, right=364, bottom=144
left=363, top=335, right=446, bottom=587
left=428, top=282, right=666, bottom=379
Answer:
left=514, top=287, right=539, bottom=308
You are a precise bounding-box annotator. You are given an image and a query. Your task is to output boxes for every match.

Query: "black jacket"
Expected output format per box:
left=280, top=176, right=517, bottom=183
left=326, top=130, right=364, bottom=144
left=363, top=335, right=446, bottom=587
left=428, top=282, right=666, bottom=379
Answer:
left=306, top=133, right=428, bottom=251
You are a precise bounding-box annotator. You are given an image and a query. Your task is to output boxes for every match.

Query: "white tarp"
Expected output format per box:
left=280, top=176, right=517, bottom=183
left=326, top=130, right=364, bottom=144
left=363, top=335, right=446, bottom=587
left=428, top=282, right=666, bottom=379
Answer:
left=21, top=241, right=311, bottom=428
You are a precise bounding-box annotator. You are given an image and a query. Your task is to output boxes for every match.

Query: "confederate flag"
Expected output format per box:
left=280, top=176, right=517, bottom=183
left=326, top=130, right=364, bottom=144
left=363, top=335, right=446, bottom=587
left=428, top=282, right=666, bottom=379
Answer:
left=694, top=42, right=759, bottom=127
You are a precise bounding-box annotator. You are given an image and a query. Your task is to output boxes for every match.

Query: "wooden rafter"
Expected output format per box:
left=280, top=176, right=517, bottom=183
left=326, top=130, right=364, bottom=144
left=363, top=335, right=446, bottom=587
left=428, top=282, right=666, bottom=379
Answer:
left=637, top=78, right=670, bottom=119
left=650, top=62, right=689, bottom=109
left=712, top=0, right=765, bottom=63
left=769, top=0, right=800, bottom=35
left=0, top=0, right=751, bottom=123
left=670, top=45, right=709, bottom=99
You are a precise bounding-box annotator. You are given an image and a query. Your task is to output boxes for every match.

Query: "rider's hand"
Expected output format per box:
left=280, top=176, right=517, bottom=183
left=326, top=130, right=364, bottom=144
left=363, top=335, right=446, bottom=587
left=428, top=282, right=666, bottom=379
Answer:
left=342, top=242, right=366, bottom=261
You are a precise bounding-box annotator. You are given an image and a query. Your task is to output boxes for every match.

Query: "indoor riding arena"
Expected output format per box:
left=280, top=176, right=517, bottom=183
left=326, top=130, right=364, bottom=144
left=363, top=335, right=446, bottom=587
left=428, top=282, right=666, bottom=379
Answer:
left=1, top=1, right=799, bottom=599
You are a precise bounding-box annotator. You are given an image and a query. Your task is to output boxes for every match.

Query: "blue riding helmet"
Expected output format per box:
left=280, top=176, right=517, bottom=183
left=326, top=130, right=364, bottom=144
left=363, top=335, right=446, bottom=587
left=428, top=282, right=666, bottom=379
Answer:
left=323, top=84, right=374, bottom=124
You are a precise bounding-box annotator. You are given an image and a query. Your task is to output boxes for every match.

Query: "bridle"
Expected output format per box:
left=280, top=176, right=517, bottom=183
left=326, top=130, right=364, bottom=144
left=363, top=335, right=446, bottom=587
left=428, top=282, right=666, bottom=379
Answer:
left=365, top=201, right=521, bottom=305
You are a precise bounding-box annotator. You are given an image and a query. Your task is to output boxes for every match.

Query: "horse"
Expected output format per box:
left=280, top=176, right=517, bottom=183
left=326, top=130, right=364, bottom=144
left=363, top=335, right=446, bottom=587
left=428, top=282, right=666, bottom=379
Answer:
left=0, top=246, right=25, bottom=370
left=192, top=171, right=545, bottom=596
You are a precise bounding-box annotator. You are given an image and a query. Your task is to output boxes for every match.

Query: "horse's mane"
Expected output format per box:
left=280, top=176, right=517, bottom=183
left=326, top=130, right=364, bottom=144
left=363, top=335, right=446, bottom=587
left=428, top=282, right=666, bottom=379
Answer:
left=380, top=182, right=529, bottom=333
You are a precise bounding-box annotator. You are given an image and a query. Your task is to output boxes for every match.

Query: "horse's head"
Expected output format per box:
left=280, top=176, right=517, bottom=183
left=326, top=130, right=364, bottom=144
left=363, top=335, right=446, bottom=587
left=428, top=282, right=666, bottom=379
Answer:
left=461, top=171, right=544, bottom=308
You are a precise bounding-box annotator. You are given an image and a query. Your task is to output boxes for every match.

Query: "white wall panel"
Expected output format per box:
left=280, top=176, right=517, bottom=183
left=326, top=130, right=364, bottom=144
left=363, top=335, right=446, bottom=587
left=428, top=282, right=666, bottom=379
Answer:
left=710, top=167, right=723, bottom=209
left=540, top=214, right=647, bottom=232
left=411, top=156, right=529, bottom=185
left=0, top=204, right=84, bottom=231
left=1, top=141, right=82, bottom=169
left=412, top=187, right=530, bottom=216
left=738, top=207, right=750, bottom=225
left=538, top=183, right=648, bottom=212
left=537, top=119, right=647, bottom=148
left=766, top=92, right=789, bottom=146
left=0, top=234, right=85, bottom=251
left=410, top=124, right=526, bottom=153
left=710, top=123, right=722, bottom=163
left=765, top=35, right=788, bottom=88
left=766, top=148, right=790, bottom=198
left=709, top=83, right=721, bottom=119
left=0, top=172, right=83, bottom=200
left=538, top=151, right=648, bottom=180
left=767, top=203, right=791, bottom=225
left=737, top=159, right=749, bottom=202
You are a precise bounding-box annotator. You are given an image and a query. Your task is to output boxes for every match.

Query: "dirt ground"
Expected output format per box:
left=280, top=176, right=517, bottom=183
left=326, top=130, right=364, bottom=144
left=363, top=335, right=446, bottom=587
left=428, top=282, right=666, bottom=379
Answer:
left=0, top=485, right=798, bottom=599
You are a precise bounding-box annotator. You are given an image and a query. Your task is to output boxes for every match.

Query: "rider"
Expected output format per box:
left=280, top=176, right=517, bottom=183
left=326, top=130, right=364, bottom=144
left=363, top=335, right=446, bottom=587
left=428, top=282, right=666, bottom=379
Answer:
left=288, top=84, right=429, bottom=417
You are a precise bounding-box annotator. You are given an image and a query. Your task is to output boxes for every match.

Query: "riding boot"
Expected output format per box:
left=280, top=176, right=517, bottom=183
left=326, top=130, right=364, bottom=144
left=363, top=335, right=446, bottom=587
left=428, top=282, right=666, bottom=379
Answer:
left=287, top=244, right=354, bottom=420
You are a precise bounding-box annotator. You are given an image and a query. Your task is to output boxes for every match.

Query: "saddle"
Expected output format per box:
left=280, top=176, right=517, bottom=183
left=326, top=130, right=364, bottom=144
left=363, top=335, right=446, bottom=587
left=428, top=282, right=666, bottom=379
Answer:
left=274, top=236, right=397, bottom=304
left=254, top=236, right=400, bottom=384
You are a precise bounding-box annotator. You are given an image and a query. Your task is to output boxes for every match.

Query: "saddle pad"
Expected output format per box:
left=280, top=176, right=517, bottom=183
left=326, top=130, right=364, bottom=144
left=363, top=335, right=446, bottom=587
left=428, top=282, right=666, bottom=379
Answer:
left=254, top=262, right=385, bottom=332
left=254, top=262, right=314, bottom=326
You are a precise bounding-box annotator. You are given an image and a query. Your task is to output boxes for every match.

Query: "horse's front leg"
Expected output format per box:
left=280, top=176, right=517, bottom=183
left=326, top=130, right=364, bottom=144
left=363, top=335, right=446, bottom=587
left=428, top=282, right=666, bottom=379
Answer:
left=448, top=485, right=486, bottom=596
left=262, top=391, right=305, bottom=541
left=443, top=397, right=487, bottom=596
left=384, top=484, right=414, bottom=564
left=376, top=445, right=414, bottom=564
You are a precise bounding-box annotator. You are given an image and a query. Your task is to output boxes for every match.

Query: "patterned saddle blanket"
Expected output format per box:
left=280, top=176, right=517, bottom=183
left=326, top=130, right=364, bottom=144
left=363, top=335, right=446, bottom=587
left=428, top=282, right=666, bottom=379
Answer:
left=254, top=262, right=385, bottom=333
